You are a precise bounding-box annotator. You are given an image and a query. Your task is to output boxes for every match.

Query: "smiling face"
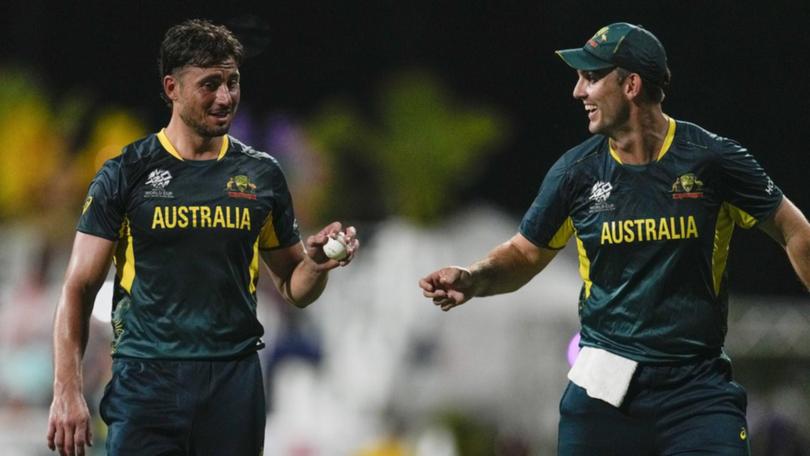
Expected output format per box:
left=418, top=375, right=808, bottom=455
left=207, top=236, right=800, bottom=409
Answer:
left=572, top=68, right=630, bottom=136
left=166, top=58, right=241, bottom=138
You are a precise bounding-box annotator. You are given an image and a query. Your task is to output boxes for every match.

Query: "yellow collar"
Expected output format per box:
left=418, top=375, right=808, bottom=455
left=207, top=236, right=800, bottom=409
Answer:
left=609, top=116, right=676, bottom=164
left=157, top=129, right=229, bottom=161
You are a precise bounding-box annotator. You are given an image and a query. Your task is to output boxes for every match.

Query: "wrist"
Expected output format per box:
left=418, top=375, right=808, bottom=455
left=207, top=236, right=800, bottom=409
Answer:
left=302, top=254, right=330, bottom=275
left=53, top=378, right=83, bottom=394
left=455, top=265, right=481, bottom=297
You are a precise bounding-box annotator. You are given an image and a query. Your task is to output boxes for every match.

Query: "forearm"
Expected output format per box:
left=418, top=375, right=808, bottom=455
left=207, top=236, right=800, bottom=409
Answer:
left=283, top=259, right=329, bottom=308
left=52, top=285, right=94, bottom=393
left=785, top=229, right=810, bottom=292
left=764, top=197, right=810, bottom=292
left=469, top=237, right=554, bottom=298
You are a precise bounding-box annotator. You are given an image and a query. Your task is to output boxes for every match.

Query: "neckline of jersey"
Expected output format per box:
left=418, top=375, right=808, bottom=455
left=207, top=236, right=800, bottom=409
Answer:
left=157, top=129, right=230, bottom=162
left=608, top=116, right=676, bottom=166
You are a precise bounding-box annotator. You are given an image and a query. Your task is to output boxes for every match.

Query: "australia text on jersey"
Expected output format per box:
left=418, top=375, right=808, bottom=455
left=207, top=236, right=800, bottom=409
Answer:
left=600, top=216, right=698, bottom=245
left=151, top=205, right=252, bottom=230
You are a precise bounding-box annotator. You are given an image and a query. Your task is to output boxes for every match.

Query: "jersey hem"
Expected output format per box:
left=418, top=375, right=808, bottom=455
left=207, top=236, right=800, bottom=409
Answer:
left=111, top=343, right=265, bottom=361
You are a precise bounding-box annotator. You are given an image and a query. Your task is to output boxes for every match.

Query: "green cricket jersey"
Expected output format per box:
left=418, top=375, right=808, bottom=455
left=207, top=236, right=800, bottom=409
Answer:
left=520, top=118, right=783, bottom=362
left=78, top=130, right=300, bottom=359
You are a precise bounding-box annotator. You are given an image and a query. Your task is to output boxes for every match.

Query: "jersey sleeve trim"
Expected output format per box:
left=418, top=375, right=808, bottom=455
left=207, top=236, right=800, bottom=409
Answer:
left=574, top=228, right=593, bottom=299
left=249, top=238, right=260, bottom=295
left=712, top=204, right=736, bottom=296
left=114, top=217, right=136, bottom=293
left=547, top=217, right=575, bottom=249
left=725, top=202, right=758, bottom=229
left=257, top=214, right=281, bottom=249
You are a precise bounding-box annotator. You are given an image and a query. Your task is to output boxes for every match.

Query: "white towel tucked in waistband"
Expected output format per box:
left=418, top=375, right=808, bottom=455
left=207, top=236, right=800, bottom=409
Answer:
left=567, top=346, right=638, bottom=407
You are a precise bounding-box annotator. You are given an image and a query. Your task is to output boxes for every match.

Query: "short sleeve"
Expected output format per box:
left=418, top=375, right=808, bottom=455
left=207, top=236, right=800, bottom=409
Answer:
left=258, top=161, right=301, bottom=250
left=77, top=159, right=126, bottom=240
left=519, top=156, right=575, bottom=249
left=714, top=140, right=783, bottom=228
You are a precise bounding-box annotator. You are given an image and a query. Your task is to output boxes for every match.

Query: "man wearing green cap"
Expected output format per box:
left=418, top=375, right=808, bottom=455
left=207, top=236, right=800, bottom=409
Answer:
left=419, top=22, right=810, bottom=455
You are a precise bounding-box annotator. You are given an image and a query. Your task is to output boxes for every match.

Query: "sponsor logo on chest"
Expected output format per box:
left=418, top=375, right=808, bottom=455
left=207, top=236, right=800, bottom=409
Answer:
left=670, top=173, right=705, bottom=200
left=144, top=169, right=174, bottom=199
left=588, top=181, right=615, bottom=213
left=226, top=175, right=258, bottom=200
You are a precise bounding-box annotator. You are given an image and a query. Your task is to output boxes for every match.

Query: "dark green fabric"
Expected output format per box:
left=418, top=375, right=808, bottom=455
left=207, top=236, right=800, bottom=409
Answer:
left=558, top=357, right=750, bottom=456
left=78, top=133, right=300, bottom=359
left=556, top=22, right=669, bottom=87
left=100, top=353, right=265, bottom=455
left=520, top=120, right=783, bottom=362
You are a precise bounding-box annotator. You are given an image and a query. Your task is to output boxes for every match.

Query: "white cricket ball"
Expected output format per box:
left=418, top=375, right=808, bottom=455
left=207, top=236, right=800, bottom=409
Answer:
left=323, top=235, right=348, bottom=260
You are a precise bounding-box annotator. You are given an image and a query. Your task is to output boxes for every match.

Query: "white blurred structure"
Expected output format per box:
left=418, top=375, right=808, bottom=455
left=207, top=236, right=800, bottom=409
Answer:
left=264, top=206, right=583, bottom=454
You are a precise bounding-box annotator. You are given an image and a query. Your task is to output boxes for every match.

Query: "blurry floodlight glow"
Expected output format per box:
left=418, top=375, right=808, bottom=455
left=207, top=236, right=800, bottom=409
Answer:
left=567, top=332, right=581, bottom=367
left=92, top=280, right=114, bottom=323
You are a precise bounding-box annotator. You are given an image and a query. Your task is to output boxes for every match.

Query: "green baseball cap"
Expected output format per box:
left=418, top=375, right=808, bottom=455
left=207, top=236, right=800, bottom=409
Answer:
left=556, top=22, right=669, bottom=88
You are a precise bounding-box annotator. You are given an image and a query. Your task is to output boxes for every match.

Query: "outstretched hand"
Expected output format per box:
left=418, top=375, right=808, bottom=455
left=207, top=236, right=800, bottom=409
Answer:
left=305, top=221, right=359, bottom=270
left=419, top=266, right=475, bottom=311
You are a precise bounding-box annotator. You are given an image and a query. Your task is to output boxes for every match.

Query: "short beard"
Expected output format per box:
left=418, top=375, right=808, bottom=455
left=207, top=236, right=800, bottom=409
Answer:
left=180, top=110, right=233, bottom=138
left=592, top=102, right=630, bottom=137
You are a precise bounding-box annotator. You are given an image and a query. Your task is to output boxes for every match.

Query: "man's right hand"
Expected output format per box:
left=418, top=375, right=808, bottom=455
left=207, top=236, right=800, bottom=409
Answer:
left=47, top=388, right=93, bottom=456
left=419, top=266, right=475, bottom=311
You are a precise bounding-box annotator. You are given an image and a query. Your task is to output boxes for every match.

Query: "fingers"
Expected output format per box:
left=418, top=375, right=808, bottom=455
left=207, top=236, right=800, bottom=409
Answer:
left=48, top=400, right=92, bottom=456
left=50, top=422, right=90, bottom=456
left=317, top=221, right=343, bottom=243
left=62, top=423, right=74, bottom=455
left=47, top=420, right=56, bottom=451
left=419, top=268, right=460, bottom=292
left=344, top=225, right=357, bottom=239
left=311, top=222, right=359, bottom=268
left=419, top=267, right=472, bottom=311
left=318, top=223, right=358, bottom=243
left=438, top=299, right=458, bottom=312
left=338, top=226, right=359, bottom=265
left=73, top=421, right=91, bottom=455
left=422, top=278, right=453, bottom=306
left=53, top=424, right=64, bottom=454
left=432, top=289, right=466, bottom=311
left=432, top=296, right=458, bottom=311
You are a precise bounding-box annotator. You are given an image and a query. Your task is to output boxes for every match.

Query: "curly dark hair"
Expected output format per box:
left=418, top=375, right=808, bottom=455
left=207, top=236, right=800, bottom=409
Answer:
left=159, top=18, right=244, bottom=78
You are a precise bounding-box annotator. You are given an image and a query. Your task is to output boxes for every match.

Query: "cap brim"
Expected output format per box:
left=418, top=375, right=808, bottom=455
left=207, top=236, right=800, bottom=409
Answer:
left=555, top=48, right=614, bottom=71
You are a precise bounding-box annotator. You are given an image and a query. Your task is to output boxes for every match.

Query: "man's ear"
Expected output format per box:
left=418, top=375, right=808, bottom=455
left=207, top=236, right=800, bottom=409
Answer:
left=163, top=74, right=179, bottom=103
left=623, top=73, right=643, bottom=100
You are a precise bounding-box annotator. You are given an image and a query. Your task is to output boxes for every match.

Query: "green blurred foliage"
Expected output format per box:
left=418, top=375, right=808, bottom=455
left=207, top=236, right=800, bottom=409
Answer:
left=0, top=69, right=63, bottom=219
left=0, top=68, right=145, bottom=228
left=306, top=70, right=508, bottom=225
